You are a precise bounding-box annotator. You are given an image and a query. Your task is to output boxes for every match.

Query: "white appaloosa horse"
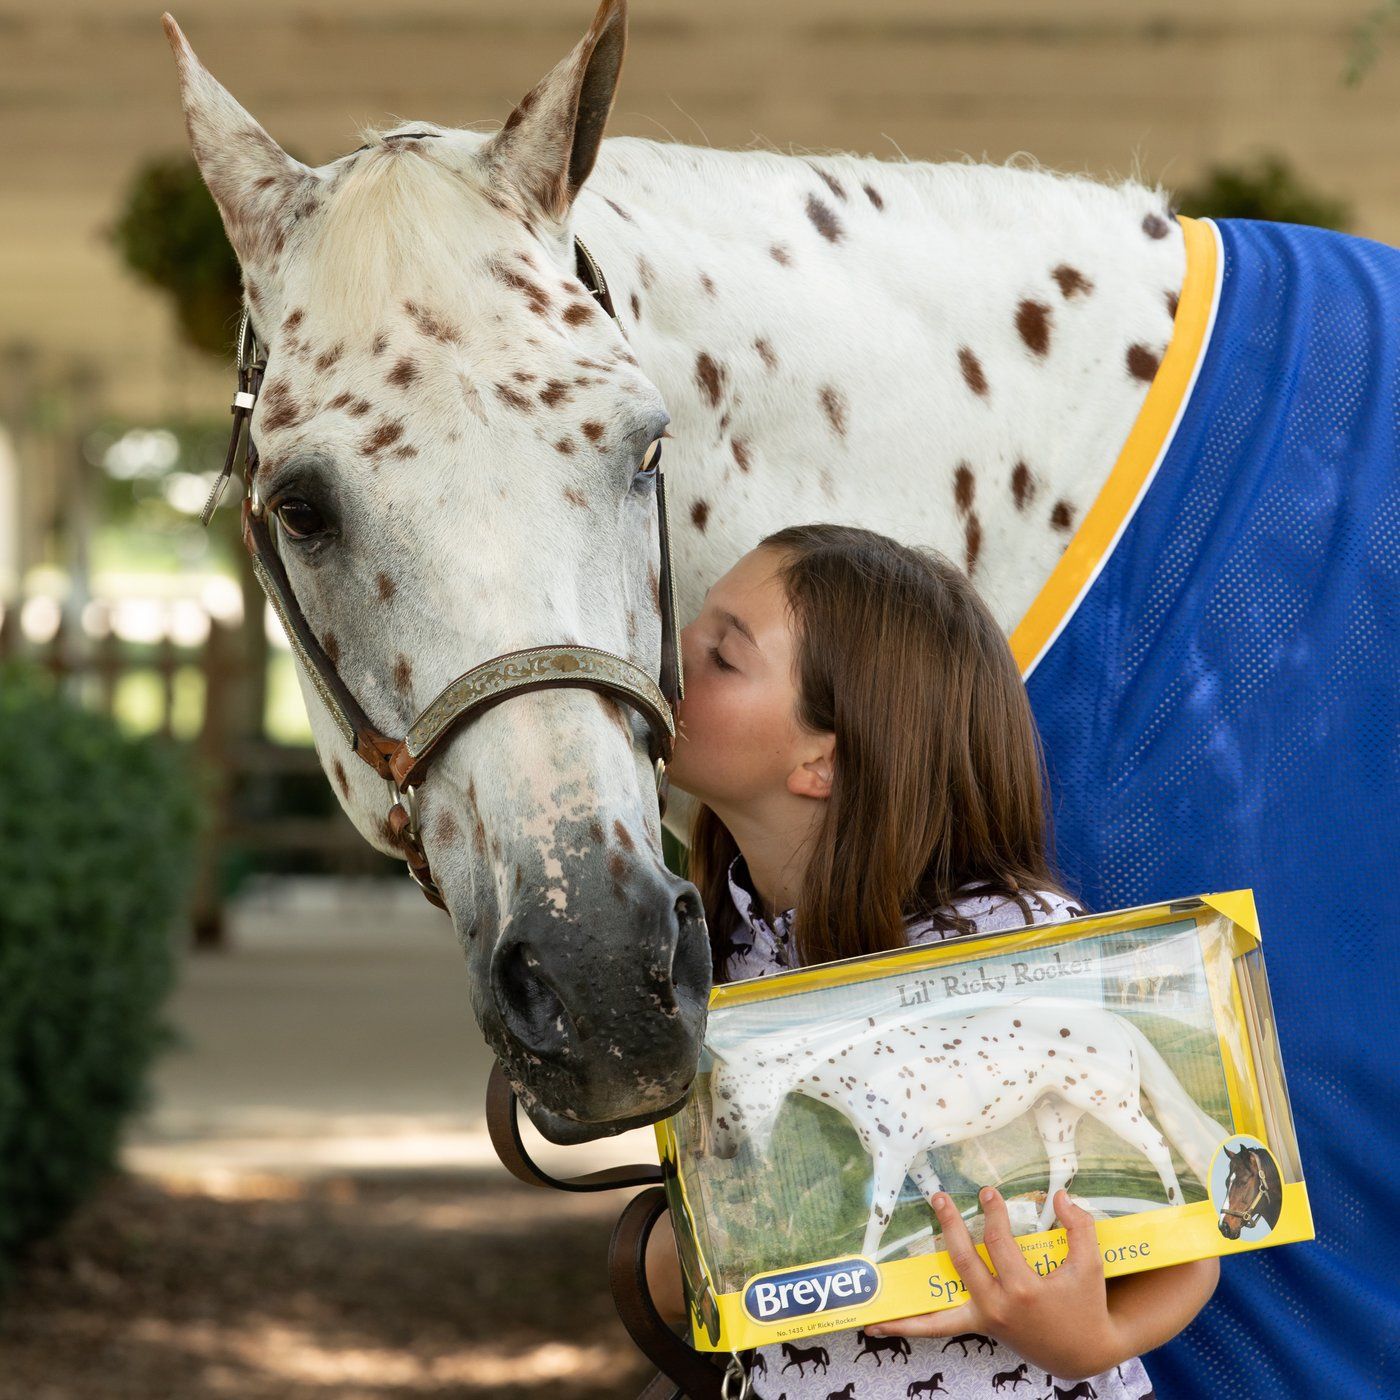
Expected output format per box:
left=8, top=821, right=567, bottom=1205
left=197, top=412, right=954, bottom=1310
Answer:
left=161, top=0, right=1175, bottom=1136
left=706, top=996, right=1228, bottom=1257
left=165, top=2, right=1397, bottom=1391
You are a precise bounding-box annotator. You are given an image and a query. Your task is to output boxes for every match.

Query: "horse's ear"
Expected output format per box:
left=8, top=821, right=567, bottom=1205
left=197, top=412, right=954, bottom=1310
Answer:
left=161, top=12, right=319, bottom=272
left=478, top=0, right=627, bottom=224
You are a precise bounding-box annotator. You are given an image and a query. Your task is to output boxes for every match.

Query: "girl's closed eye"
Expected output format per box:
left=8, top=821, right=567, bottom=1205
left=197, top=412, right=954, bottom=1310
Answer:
left=708, top=643, right=735, bottom=672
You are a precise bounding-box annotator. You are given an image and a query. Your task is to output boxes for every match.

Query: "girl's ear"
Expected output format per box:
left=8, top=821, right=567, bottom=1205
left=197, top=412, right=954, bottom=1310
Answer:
left=787, top=735, right=837, bottom=801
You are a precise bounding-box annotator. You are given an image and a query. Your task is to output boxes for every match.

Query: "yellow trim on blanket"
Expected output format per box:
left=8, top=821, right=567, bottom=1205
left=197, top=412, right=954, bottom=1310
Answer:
left=1010, top=215, right=1220, bottom=674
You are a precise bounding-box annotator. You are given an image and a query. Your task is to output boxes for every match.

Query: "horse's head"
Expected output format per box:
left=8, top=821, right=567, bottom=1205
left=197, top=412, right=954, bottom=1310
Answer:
left=162, top=1, right=711, bottom=1141
left=1218, top=1141, right=1267, bottom=1239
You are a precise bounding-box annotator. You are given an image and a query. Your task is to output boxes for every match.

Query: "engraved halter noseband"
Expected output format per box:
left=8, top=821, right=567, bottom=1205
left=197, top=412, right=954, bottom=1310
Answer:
left=200, top=237, right=684, bottom=910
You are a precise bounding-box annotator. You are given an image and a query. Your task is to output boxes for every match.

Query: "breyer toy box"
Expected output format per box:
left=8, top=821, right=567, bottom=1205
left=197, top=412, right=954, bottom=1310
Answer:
left=654, top=891, right=1313, bottom=1351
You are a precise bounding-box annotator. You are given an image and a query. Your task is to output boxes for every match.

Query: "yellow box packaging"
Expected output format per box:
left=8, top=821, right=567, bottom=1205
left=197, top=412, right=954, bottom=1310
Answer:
left=654, top=890, right=1312, bottom=1352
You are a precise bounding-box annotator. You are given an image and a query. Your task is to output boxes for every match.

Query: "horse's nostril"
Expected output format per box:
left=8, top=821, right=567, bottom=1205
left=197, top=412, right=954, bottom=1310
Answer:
left=493, top=939, right=576, bottom=1059
left=669, top=887, right=711, bottom=1011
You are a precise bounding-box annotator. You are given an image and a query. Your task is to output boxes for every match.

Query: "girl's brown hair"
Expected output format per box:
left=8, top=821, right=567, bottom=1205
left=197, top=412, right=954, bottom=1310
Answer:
left=687, top=523, right=1080, bottom=978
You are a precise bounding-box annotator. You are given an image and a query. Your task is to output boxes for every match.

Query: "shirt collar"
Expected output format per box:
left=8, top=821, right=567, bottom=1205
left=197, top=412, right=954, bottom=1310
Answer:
left=726, top=853, right=796, bottom=941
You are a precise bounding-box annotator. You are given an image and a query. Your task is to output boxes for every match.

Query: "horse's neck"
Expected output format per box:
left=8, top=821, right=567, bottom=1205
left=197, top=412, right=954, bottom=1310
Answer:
left=576, top=137, right=1186, bottom=632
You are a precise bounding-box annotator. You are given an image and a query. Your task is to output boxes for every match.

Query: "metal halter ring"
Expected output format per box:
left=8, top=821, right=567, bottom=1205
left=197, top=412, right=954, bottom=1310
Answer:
left=720, top=1354, right=752, bottom=1400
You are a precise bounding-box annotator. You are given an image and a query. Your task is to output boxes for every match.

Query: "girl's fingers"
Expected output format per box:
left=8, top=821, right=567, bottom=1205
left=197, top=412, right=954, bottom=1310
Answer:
left=976, top=1186, right=1034, bottom=1282
left=1054, top=1189, right=1102, bottom=1270
left=866, top=1300, right=979, bottom=1340
left=930, top=1191, right=996, bottom=1296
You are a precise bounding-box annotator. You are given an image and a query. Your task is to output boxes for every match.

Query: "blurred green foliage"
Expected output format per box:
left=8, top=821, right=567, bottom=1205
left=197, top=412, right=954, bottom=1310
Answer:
left=107, top=154, right=243, bottom=358
left=1177, top=153, right=1352, bottom=232
left=0, top=663, right=202, bottom=1297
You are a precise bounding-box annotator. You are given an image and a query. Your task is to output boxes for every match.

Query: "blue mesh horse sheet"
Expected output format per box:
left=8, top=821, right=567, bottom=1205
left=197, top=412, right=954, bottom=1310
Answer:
left=1016, top=217, right=1400, bottom=1396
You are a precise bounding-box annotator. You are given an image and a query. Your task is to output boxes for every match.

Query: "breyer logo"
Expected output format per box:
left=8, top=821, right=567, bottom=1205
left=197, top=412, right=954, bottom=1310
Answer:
left=742, top=1258, right=880, bottom=1322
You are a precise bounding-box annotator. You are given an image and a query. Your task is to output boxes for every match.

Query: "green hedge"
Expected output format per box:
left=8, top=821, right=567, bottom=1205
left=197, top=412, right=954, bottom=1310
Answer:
left=0, top=663, right=201, bottom=1292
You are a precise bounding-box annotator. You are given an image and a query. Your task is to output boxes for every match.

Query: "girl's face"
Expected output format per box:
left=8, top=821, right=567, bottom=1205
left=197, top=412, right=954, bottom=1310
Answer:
left=670, top=546, right=831, bottom=808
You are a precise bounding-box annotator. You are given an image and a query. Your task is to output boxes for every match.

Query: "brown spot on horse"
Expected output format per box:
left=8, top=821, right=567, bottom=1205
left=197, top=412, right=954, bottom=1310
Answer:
left=732, top=438, right=752, bottom=473
left=362, top=419, right=406, bottom=453
left=603, top=197, right=632, bottom=222
left=259, top=380, right=302, bottom=432
left=375, top=572, right=396, bottom=602
left=819, top=385, right=848, bottom=437
left=699, top=271, right=717, bottom=297
left=691, top=499, right=711, bottom=531
left=554, top=437, right=575, bottom=455
left=1050, top=500, right=1076, bottom=532
left=1052, top=265, right=1094, bottom=299
left=629, top=292, right=642, bottom=320
left=754, top=337, right=778, bottom=371
left=1016, top=299, right=1053, bottom=356
left=332, top=758, right=350, bottom=800
left=403, top=299, right=461, bottom=344
left=494, top=383, right=534, bottom=412
left=393, top=654, right=413, bottom=694
left=314, top=342, right=344, bottom=373
left=769, top=244, right=792, bottom=267
left=862, top=183, right=884, bottom=210
left=953, top=463, right=975, bottom=515
left=562, top=302, right=593, bottom=326
left=1011, top=461, right=1037, bottom=511
left=323, top=631, right=340, bottom=665
left=1165, top=288, right=1180, bottom=320
left=388, top=357, right=418, bottom=388
left=581, top=421, right=605, bottom=444
left=613, top=819, right=635, bottom=852
left=1126, top=344, right=1162, bottom=382
left=959, top=347, right=989, bottom=397
left=808, top=163, right=847, bottom=202
left=563, top=487, right=588, bottom=509
left=964, top=515, right=982, bottom=573
left=695, top=352, right=727, bottom=408
left=540, top=380, right=572, bottom=408
left=1143, top=212, right=1170, bottom=239
left=805, top=194, right=844, bottom=243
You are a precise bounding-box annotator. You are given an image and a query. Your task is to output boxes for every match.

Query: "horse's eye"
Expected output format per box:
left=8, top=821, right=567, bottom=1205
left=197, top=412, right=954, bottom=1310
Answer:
left=638, top=438, right=663, bottom=475
left=274, top=498, right=327, bottom=539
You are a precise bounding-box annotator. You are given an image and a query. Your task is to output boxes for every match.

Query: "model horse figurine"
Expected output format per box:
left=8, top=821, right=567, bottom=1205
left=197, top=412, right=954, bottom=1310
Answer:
left=707, top=997, right=1228, bottom=1258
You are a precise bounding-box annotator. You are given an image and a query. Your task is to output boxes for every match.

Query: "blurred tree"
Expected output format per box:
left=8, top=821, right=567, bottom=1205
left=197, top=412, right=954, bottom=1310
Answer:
left=1176, top=153, right=1352, bottom=232
left=106, top=154, right=243, bottom=358
left=1347, top=0, right=1400, bottom=85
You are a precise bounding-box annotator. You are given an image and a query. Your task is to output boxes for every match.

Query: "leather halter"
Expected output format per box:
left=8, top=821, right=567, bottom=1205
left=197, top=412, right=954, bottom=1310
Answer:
left=1220, top=1160, right=1269, bottom=1231
left=201, top=237, right=685, bottom=909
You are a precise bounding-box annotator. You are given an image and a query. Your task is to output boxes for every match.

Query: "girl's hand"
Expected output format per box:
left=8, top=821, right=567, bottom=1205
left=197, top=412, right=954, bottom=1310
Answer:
left=865, top=1187, right=1125, bottom=1382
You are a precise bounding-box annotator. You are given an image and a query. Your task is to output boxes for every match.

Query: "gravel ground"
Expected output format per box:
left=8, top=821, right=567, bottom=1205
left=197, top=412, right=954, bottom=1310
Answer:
left=0, top=1169, right=656, bottom=1400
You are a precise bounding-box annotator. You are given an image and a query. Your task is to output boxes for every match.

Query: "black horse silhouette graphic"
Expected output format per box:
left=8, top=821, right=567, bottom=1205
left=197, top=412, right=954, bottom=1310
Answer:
left=1053, top=1383, right=1098, bottom=1399
left=780, top=1340, right=830, bottom=1376
left=907, top=1373, right=948, bottom=1396
left=941, top=1331, right=998, bottom=1355
left=993, top=1361, right=1033, bottom=1389
left=1217, top=1140, right=1282, bottom=1238
left=825, top=1384, right=856, bottom=1400
left=854, top=1328, right=912, bottom=1365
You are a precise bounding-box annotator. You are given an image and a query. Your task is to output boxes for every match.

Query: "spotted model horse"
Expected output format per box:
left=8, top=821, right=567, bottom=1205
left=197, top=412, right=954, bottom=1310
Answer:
left=707, top=997, right=1228, bottom=1259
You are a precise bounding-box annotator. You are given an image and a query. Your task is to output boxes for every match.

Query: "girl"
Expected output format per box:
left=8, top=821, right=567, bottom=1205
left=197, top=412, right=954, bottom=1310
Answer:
left=645, top=523, right=1219, bottom=1398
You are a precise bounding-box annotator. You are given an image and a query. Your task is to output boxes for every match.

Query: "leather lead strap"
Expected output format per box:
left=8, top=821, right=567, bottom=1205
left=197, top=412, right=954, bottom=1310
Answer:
left=609, top=1188, right=748, bottom=1400
left=485, top=1059, right=662, bottom=1191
